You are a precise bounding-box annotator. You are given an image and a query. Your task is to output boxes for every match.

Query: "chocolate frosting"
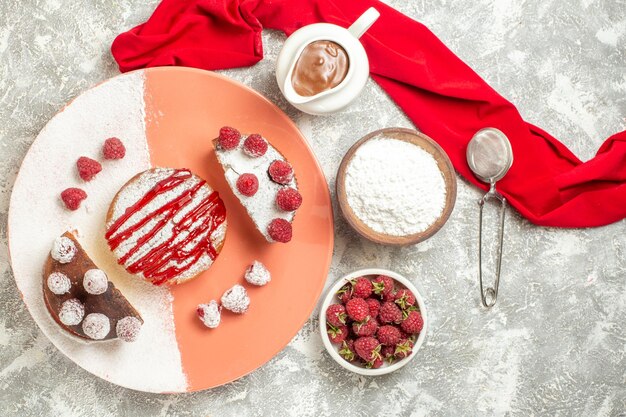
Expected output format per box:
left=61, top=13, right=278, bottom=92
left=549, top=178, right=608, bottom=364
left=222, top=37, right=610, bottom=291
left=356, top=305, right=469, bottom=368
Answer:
left=291, top=40, right=349, bottom=97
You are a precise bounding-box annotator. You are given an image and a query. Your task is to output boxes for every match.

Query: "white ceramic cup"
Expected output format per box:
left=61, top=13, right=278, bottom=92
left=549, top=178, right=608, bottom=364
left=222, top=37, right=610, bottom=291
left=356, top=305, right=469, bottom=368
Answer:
left=276, top=8, right=380, bottom=115
left=318, top=268, right=428, bottom=376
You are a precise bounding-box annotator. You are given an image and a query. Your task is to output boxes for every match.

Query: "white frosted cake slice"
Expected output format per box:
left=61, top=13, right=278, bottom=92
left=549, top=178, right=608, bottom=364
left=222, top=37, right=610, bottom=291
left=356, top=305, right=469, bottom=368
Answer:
left=213, top=127, right=302, bottom=243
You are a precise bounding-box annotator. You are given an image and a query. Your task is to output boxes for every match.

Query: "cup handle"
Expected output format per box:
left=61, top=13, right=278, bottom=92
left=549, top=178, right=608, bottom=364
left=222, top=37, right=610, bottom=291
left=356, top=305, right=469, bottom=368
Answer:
left=347, top=7, right=380, bottom=39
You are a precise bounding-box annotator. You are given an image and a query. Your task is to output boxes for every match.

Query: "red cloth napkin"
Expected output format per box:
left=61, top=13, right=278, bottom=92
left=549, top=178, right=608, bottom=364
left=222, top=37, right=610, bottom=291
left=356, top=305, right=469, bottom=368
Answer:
left=111, top=0, right=626, bottom=228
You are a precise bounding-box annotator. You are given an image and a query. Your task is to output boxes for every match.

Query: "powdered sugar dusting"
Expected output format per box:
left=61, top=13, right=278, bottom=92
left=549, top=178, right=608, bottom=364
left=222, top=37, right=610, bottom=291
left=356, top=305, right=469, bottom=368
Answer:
left=345, top=137, right=447, bottom=236
left=221, top=285, right=250, bottom=314
left=8, top=71, right=188, bottom=392
left=215, top=134, right=296, bottom=241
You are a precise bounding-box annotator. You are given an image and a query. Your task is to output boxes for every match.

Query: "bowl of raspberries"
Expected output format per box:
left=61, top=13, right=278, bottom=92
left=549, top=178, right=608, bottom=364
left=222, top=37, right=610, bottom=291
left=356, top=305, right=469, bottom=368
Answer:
left=319, top=268, right=427, bottom=375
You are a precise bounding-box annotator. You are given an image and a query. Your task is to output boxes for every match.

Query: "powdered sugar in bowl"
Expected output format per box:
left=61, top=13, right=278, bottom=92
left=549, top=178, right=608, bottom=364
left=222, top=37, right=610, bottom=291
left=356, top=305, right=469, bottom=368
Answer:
left=336, top=128, right=457, bottom=245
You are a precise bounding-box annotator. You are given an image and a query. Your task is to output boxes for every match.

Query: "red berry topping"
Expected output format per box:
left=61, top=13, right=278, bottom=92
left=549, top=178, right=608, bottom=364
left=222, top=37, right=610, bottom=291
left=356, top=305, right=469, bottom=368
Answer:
left=102, top=137, right=126, bottom=160
left=377, top=325, right=402, bottom=346
left=243, top=134, right=268, bottom=157
left=354, top=336, right=381, bottom=362
left=337, top=283, right=353, bottom=304
left=394, top=338, right=414, bottom=359
left=267, top=218, right=292, bottom=243
left=372, top=275, right=395, bottom=299
left=345, top=298, right=370, bottom=322
left=218, top=126, right=241, bottom=150
left=339, top=339, right=356, bottom=362
left=326, top=304, right=347, bottom=327
left=400, top=310, right=424, bottom=335
left=327, top=324, right=348, bottom=344
left=352, top=277, right=373, bottom=299
left=352, top=317, right=378, bottom=337
left=76, top=157, right=102, bottom=181
left=60, top=188, right=87, bottom=211
left=276, top=187, right=302, bottom=211
left=394, top=289, right=416, bottom=310
left=365, top=298, right=381, bottom=318
left=268, top=160, right=294, bottom=184
left=379, top=301, right=403, bottom=324
left=236, top=173, right=259, bottom=196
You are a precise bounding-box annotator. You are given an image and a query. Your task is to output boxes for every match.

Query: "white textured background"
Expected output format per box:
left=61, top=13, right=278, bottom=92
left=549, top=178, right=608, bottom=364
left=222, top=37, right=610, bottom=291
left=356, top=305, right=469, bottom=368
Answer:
left=1, top=0, right=625, bottom=415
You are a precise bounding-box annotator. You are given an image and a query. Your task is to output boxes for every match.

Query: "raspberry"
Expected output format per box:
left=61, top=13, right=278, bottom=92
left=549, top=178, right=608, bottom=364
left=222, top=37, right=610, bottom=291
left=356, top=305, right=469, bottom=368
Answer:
left=338, top=339, right=356, bottom=362
left=381, top=345, right=396, bottom=363
left=327, top=324, right=348, bottom=344
left=382, top=290, right=397, bottom=302
left=103, top=137, right=126, bottom=159
left=354, top=336, right=381, bottom=362
left=345, top=298, right=370, bottom=322
left=267, top=218, right=292, bottom=243
left=352, top=277, right=373, bottom=298
left=243, top=134, right=268, bottom=157
left=337, top=283, right=353, bottom=304
left=115, top=316, right=142, bottom=342
left=221, top=284, right=250, bottom=314
left=236, top=173, right=259, bottom=196
left=394, top=338, right=414, bottom=359
left=268, top=160, right=293, bottom=184
left=197, top=300, right=221, bottom=329
left=275, top=187, right=302, bottom=211
left=379, top=301, right=403, bottom=324
left=400, top=310, right=424, bottom=334
left=377, top=325, right=402, bottom=346
left=372, top=275, right=395, bottom=299
left=394, top=289, right=416, bottom=310
left=76, top=156, right=102, bottom=181
left=365, top=298, right=380, bottom=318
left=326, top=304, right=347, bottom=327
left=366, top=357, right=383, bottom=369
left=60, top=188, right=87, bottom=210
left=352, top=317, right=378, bottom=337
left=218, top=126, right=241, bottom=150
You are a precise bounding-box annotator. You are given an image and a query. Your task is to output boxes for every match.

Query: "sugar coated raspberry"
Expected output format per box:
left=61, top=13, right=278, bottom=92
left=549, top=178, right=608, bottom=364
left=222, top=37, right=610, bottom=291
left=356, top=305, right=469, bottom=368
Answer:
left=236, top=173, right=259, bottom=196
left=218, top=126, right=241, bottom=150
left=244, top=261, right=271, bottom=286
left=116, top=316, right=142, bottom=342
left=221, top=285, right=250, bottom=314
left=47, top=272, right=71, bottom=295
left=103, top=137, right=126, bottom=159
left=197, top=300, right=222, bottom=328
left=51, top=236, right=77, bottom=264
left=243, top=134, right=268, bottom=157
left=82, top=313, right=110, bottom=340
left=59, top=298, right=84, bottom=326
left=61, top=188, right=87, bottom=211
left=76, top=156, right=102, bottom=181
left=276, top=187, right=302, bottom=211
left=83, top=269, right=108, bottom=295
left=267, top=218, right=292, bottom=243
left=268, top=160, right=293, bottom=184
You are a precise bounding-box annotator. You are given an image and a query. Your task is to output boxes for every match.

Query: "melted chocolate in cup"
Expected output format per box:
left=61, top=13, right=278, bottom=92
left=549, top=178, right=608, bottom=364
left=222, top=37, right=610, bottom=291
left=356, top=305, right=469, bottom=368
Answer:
left=291, top=40, right=349, bottom=97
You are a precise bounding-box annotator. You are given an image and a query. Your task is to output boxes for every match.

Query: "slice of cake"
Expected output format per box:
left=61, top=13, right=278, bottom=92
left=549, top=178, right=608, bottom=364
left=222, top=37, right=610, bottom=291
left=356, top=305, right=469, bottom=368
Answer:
left=43, top=232, right=143, bottom=342
left=105, top=168, right=227, bottom=286
left=213, top=127, right=302, bottom=243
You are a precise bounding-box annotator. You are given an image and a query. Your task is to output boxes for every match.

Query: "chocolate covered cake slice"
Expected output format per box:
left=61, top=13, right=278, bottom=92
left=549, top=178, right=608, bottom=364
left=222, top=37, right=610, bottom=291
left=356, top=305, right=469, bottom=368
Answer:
left=43, top=232, right=143, bottom=342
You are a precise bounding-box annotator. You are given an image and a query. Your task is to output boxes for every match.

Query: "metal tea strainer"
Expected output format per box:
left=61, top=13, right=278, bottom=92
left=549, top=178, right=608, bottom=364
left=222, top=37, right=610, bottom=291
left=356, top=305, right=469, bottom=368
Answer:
left=466, top=128, right=513, bottom=308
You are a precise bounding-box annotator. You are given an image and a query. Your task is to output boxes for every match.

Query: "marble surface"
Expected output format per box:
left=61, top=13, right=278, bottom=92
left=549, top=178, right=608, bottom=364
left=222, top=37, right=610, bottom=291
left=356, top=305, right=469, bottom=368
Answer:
left=1, top=0, right=625, bottom=415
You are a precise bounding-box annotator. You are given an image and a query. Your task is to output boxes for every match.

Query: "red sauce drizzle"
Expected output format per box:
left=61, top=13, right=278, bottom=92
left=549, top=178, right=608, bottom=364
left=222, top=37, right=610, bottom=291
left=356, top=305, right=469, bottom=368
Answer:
left=105, top=169, right=226, bottom=285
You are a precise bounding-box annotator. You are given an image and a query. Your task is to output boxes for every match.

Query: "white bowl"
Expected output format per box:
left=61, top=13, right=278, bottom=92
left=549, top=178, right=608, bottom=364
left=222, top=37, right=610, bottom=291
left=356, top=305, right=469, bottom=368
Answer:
left=318, top=268, right=428, bottom=376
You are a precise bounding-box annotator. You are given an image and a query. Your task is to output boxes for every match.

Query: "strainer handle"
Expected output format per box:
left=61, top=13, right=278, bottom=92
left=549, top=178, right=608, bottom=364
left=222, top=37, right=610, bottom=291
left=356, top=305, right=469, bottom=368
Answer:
left=477, top=187, right=506, bottom=308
